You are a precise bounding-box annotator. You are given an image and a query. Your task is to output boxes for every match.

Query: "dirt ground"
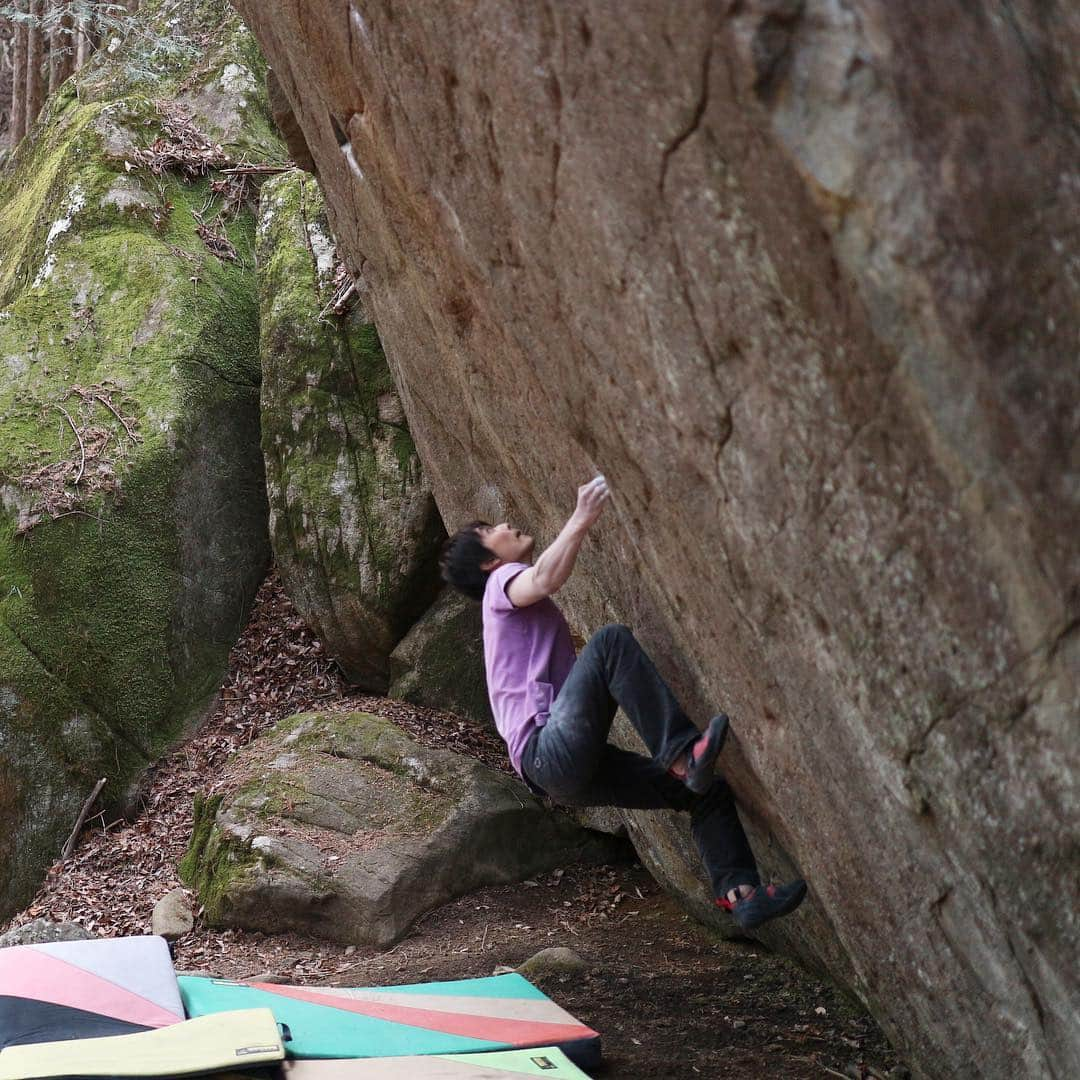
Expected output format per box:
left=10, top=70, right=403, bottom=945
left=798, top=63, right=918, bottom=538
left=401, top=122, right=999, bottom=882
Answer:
left=5, top=574, right=905, bottom=1079
left=173, top=862, right=901, bottom=1079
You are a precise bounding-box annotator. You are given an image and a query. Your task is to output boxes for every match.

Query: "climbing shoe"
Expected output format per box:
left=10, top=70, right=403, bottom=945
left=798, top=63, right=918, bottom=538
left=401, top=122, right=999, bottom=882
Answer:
left=683, top=713, right=729, bottom=794
left=718, top=879, right=807, bottom=930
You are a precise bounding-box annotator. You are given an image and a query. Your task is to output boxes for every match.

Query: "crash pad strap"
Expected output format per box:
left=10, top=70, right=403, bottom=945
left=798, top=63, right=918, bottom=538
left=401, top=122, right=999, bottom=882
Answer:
left=278, top=1046, right=591, bottom=1078
left=0, top=1008, right=283, bottom=1079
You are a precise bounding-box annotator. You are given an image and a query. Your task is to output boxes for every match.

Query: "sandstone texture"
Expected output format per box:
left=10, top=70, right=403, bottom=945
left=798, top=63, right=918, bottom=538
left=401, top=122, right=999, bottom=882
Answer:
left=0, top=2, right=283, bottom=918
left=257, top=170, right=444, bottom=691
left=180, top=711, right=622, bottom=946
left=232, top=3, right=1079, bottom=1076
left=388, top=587, right=493, bottom=729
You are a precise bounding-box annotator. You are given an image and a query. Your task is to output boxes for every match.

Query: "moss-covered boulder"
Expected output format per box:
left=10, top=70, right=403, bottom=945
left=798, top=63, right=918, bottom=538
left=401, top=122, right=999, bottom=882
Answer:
left=388, top=588, right=493, bottom=730
left=0, top=2, right=285, bottom=919
left=181, top=711, right=622, bottom=946
left=258, top=171, right=444, bottom=691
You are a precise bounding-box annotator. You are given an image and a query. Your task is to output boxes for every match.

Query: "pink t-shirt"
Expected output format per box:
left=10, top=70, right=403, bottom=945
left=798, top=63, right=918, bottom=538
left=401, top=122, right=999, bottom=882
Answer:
left=482, top=562, right=577, bottom=776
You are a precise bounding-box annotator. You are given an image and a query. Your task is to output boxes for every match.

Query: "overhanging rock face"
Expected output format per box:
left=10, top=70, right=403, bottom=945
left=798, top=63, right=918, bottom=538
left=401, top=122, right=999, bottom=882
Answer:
left=231, top=3, right=1079, bottom=1077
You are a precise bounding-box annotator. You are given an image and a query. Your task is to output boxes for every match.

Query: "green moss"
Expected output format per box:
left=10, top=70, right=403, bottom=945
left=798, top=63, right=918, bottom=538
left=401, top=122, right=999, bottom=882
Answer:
left=256, top=173, right=443, bottom=684
left=178, top=792, right=224, bottom=884
left=0, top=0, right=283, bottom=920
left=184, top=823, right=262, bottom=924
left=180, top=791, right=292, bottom=923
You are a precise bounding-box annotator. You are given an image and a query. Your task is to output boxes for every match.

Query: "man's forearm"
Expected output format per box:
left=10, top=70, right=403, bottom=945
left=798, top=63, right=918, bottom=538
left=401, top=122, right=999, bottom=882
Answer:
left=531, top=515, right=591, bottom=595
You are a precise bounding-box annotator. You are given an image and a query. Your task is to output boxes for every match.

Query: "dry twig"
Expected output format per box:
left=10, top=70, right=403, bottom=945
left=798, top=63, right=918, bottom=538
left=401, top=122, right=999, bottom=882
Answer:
left=62, top=779, right=107, bottom=861
left=220, top=165, right=291, bottom=176
left=90, top=392, right=141, bottom=443
left=55, top=403, right=85, bottom=486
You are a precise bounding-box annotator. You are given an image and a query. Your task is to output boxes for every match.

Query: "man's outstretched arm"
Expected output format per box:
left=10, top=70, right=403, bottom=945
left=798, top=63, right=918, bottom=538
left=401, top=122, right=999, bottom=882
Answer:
left=507, top=476, right=609, bottom=607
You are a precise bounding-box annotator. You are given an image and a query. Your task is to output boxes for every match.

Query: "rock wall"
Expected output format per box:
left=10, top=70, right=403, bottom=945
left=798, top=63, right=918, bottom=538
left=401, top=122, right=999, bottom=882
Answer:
left=257, top=170, right=444, bottom=691
left=231, top=3, right=1078, bottom=1077
left=0, top=2, right=283, bottom=917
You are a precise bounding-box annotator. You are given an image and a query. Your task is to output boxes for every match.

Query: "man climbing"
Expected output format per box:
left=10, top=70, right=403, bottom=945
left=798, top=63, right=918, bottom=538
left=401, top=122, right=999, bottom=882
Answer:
left=440, top=476, right=806, bottom=930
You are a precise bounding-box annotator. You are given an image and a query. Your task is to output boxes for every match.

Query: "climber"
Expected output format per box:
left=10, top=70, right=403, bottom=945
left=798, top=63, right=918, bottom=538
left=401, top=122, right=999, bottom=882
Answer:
left=441, top=476, right=806, bottom=930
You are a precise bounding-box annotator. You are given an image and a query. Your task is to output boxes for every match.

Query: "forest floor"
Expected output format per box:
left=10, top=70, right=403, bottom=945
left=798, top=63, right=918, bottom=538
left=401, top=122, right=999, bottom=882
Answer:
left=4, top=573, right=905, bottom=1079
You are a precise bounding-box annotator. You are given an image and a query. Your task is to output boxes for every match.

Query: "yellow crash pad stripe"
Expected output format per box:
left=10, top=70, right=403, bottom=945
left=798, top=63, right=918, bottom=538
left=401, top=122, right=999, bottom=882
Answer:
left=0, top=1008, right=283, bottom=1078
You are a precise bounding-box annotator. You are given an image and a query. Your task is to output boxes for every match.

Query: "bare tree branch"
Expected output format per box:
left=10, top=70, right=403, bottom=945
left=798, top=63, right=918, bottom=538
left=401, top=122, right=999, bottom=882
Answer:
left=62, top=777, right=106, bottom=860
left=10, top=0, right=27, bottom=143
left=24, top=0, right=43, bottom=128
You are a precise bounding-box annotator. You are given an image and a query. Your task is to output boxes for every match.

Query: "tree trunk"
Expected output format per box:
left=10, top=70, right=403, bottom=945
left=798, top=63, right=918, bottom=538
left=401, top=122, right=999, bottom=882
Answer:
left=75, top=3, right=94, bottom=70
left=10, top=0, right=28, bottom=144
left=24, top=0, right=44, bottom=130
left=49, top=2, right=75, bottom=91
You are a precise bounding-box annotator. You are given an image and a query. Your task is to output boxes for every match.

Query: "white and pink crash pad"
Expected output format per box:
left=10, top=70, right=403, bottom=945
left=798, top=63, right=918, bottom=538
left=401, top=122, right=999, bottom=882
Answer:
left=0, top=1007, right=284, bottom=1078
left=274, top=1046, right=591, bottom=1078
left=0, top=935, right=184, bottom=1050
left=179, top=972, right=600, bottom=1067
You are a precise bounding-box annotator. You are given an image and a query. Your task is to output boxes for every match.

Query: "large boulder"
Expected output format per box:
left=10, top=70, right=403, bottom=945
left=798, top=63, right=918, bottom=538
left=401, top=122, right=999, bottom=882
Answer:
left=180, top=711, right=622, bottom=946
left=388, top=588, right=493, bottom=730
left=257, top=170, right=444, bottom=691
left=0, top=2, right=283, bottom=919
left=229, top=4, right=1078, bottom=1077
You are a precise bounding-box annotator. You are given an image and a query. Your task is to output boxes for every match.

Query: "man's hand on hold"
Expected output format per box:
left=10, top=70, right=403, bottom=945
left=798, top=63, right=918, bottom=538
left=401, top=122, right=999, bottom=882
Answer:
left=573, top=475, right=609, bottom=530
left=506, top=475, right=611, bottom=608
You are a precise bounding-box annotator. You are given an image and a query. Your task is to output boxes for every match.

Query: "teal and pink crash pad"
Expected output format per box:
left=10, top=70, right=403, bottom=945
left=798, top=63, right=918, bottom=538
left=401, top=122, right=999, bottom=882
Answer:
left=0, top=935, right=184, bottom=1049
left=273, top=1046, right=591, bottom=1077
left=0, top=1007, right=284, bottom=1078
left=178, top=973, right=600, bottom=1067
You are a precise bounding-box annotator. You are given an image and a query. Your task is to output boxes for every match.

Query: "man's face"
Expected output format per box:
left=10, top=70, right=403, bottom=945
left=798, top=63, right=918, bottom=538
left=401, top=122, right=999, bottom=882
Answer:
left=478, top=522, right=535, bottom=567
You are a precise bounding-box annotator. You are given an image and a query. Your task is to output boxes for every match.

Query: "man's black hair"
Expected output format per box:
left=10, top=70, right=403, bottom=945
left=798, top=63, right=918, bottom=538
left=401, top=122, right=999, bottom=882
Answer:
left=440, top=520, right=494, bottom=602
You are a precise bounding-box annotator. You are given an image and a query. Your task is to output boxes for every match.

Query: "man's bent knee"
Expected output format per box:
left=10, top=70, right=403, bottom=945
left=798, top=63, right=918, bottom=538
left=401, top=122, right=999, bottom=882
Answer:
left=592, top=623, right=634, bottom=647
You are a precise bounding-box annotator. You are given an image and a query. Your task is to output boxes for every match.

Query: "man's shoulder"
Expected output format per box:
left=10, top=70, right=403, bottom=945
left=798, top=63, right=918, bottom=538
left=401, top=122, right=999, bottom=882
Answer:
left=484, top=561, right=529, bottom=599
left=489, top=561, right=531, bottom=582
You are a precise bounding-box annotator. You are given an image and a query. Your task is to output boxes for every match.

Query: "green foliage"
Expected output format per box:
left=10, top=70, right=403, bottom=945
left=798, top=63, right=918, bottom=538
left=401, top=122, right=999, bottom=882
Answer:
left=1, top=2, right=200, bottom=82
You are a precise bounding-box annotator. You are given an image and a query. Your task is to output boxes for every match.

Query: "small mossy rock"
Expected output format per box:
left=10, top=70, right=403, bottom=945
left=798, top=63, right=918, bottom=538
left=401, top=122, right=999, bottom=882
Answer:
left=517, top=947, right=588, bottom=979
left=0, top=2, right=285, bottom=919
left=0, top=918, right=95, bottom=948
left=388, top=588, right=493, bottom=729
left=181, top=711, right=624, bottom=947
left=258, top=171, right=444, bottom=691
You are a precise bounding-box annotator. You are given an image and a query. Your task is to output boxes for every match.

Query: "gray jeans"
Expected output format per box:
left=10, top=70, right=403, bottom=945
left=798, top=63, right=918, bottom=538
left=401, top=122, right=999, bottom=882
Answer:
left=521, top=624, right=760, bottom=898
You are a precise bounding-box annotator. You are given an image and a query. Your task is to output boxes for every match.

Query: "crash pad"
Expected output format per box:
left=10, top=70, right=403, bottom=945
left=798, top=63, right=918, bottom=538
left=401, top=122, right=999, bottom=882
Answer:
left=179, top=973, right=600, bottom=1067
left=276, top=1046, right=590, bottom=1077
left=0, top=1007, right=284, bottom=1078
left=0, top=935, right=184, bottom=1049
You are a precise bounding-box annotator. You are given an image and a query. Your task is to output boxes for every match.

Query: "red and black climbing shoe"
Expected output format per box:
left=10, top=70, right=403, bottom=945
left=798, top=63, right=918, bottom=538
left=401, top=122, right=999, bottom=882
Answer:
left=717, top=879, right=808, bottom=931
left=683, top=713, right=730, bottom=794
